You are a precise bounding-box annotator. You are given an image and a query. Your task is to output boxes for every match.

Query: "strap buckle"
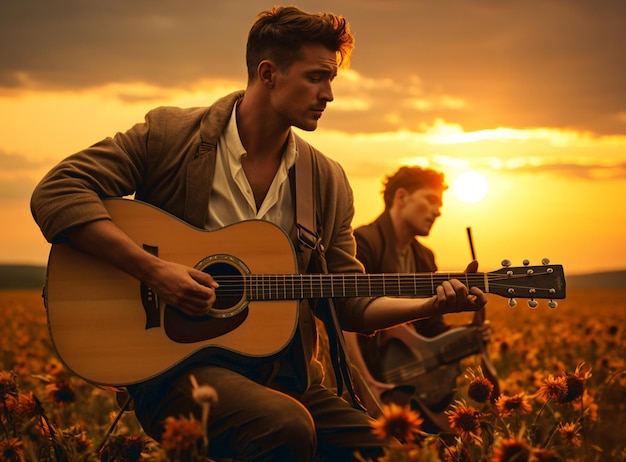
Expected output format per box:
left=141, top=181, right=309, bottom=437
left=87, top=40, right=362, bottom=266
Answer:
left=297, top=224, right=320, bottom=250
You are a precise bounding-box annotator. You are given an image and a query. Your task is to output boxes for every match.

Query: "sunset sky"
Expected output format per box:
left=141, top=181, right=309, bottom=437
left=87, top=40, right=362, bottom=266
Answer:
left=1, top=0, right=625, bottom=279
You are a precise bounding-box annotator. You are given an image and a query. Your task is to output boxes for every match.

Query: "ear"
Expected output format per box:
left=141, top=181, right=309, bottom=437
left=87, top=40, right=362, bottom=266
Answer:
left=258, top=60, right=276, bottom=89
left=394, top=187, right=408, bottom=206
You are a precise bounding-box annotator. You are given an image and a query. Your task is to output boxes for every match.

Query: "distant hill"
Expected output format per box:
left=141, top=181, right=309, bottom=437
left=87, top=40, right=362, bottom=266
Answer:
left=566, top=270, right=626, bottom=289
left=0, top=265, right=46, bottom=289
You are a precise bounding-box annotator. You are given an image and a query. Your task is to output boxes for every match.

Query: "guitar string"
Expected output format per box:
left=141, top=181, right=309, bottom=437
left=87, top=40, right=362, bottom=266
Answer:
left=195, top=272, right=559, bottom=298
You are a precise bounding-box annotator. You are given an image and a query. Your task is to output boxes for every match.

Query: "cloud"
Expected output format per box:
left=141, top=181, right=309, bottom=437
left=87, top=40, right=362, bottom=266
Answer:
left=2, top=0, right=625, bottom=136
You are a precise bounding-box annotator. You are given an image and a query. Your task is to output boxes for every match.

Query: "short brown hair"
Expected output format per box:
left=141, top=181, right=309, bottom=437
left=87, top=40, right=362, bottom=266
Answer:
left=246, top=6, right=354, bottom=81
left=382, top=166, right=447, bottom=210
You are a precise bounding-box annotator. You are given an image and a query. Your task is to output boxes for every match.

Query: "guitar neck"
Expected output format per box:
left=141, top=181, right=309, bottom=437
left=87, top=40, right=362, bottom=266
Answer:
left=236, top=264, right=565, bottom=302
left=245, top=272, right=485, bottom=300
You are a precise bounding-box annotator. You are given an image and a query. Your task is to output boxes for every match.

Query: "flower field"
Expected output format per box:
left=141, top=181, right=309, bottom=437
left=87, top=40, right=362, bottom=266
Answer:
left=1, top=287, right=625, bottom=461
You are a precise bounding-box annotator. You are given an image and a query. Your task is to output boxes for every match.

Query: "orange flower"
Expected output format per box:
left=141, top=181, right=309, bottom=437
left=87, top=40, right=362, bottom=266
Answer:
left=468, top=376, right=495, bottom=403
left=161, top=415, right=204, bottom=451
left=0, top=437, right=25, bottom=462
left=45, top=379, right=75, bottom=406
left=557, top=421, right=582, bottom=448
left=0, top=370, right=18, bottom=398
left=63, top=425, right=94, bottom=454
left=371, top=402, right=423, bottom=444
left=562, top=362, right=591, bottom=403
left=444, top=400, right=482, bottom=442
left=443, top=444, right=471, bottom=462
left=495, top=392, right=532, bottom=417
left=491, top=437, right=531, bottom=462
left=538, top=374, right=568, bottom=403
left=100, top=434, right=147, bottom=462
left=6, top=391, right=39, bottom=424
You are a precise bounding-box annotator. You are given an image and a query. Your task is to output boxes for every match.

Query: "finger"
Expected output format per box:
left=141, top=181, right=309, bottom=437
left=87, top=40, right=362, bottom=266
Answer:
left=190, top=269, right=219, bottom=288
left=469, top=286, right=488, bottom=305
left=464, top=260, right=479, bottom=273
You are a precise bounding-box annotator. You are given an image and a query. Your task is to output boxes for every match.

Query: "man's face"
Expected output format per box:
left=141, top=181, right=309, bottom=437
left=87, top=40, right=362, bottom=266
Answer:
left=269, top=43, right=337, bottom=131
left=397, top=187, right=443, bottom=237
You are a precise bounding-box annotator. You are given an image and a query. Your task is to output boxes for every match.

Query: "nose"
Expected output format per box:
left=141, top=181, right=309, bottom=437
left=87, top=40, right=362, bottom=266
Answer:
left=321, top=80, right=334, bottom=102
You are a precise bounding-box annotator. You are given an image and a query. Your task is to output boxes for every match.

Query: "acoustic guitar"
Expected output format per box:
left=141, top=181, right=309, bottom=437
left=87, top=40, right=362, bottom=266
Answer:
left=44, top=199, right=566, bottom=388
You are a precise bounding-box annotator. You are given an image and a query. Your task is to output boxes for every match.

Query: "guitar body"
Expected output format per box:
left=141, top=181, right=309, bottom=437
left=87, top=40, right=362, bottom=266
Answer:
left=350, top=322, right=491, bottom=433
left=45, top=199, right=299, bottom=387
left=377, top=324, right=483, bottom=410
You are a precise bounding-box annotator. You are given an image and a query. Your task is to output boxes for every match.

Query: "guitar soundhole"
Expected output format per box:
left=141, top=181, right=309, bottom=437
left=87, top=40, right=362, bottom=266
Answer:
left=196, top=254, right=250, bottom=319
left=203, top=262, right=245, bottom=311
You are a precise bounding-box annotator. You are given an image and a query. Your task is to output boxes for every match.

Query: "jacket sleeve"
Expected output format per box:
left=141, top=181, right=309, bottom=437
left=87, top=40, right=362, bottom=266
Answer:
left=30, top=120, right=151, bottom=243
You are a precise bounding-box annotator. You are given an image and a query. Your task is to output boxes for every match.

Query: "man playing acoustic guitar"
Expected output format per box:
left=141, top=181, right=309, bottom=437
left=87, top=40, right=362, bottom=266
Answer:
left=345, top=166, right=495, bottom=433
left=31, top=6, right=488, bottom=461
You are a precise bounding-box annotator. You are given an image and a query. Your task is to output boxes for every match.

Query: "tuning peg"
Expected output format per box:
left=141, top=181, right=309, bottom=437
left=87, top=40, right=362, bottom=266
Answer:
left=508, top=298, right=517, bottom=308
left=523, top=259, right=530, bottom=266
left=501, top=259, right=511, bottom=268
left=542, top=258, right=550, bottom=265
left=548, top=300, right=558, bottom=309
left=528, top=299, right=538, bottom=309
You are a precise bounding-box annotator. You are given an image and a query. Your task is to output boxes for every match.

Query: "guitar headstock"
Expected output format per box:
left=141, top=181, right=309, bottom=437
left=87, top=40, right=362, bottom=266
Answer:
left=489, top=259, right=565, bottom=309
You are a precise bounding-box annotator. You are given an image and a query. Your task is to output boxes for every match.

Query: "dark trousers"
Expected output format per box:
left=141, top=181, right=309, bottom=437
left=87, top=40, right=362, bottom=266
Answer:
left=132, top=364, right=387, bottom=461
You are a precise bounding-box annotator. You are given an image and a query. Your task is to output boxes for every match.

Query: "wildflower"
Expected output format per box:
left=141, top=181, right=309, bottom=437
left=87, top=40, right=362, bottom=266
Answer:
left=468, top=376, right=495, bottom=403
left=538, top=374, right=568, bottom=403
left=443, top=444, right=471, bottom=462
left=495, top=392, right=532, bottom=417
left=557, top=421, right=582, bottom=448
left=445, top=400, right=482, bottom=442
left=561, top=362, right=591, bottom=403
left=45, top=379, right=75, bottom=406
left=190, top=379, right=218, bottom=406
left=161, top=415, right=204, bottom=451
left=0, top=437, right=25, bottom=462
left=63, top=425, right=94, bottom=454
left=491, top=437, right=531, bottom=462
left=6, top=391, right=39, bottom=424
left=99, top=434, right=148, bottom=462
left=371, top=402, right=423, bottom=444
left=189, top=373, right=218, bottom=450
left=0, top=370, right=18, bottom=398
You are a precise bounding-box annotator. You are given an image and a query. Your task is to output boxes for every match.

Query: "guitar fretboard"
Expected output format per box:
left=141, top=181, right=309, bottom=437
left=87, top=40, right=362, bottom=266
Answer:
left=237, top=273, right=484, bottom=300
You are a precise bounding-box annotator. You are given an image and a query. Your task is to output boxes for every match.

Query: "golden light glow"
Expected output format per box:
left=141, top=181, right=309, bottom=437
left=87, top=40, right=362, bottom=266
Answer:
left=452, top=171, right=489, bottom=203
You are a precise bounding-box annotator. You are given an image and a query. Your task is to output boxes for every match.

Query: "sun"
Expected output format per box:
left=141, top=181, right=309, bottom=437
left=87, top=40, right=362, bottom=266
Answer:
left=452, top=171, right=488, bottom=203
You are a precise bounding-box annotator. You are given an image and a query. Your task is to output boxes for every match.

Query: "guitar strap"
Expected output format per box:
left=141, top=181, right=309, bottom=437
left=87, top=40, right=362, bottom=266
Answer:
left=294, top=137, right=365, bottom=411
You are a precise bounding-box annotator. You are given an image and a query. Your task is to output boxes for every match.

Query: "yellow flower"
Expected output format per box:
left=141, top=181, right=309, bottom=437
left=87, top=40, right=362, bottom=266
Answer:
left=371, top=402, right=423, bottom=444
left=495, top=392, right=532, bottom=417
left=468, top=376, right=495, bottom=403
left=562, top=362, right=591, bottom=403
left=45, top=379, right=75, bottom=406
left=0, top=370, right=18, bottom=397
left=0, top=437, right=25, bottom=462
left=444, top=400, right=482, bottom=442
left=491, top=437, right=531, bottom=462
left=5, top=391, right=40, bottom=425
left=538, top=374, right=568, bottom=403
left=557, top=421, right=582, bottom=448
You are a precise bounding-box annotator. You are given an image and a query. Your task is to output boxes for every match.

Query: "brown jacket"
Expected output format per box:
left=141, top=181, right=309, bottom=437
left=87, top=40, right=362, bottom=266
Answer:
left=31, top=90, right=372, bottom=389
left=353, top=211, right=450, bottom=379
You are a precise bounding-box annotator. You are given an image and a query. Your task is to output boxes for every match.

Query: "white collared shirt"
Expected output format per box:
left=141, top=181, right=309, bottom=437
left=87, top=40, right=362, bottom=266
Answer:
left=206, top=104, right=297, bottom=232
